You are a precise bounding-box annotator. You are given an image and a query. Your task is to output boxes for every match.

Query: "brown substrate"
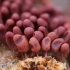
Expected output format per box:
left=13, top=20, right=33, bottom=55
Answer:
left=0, top=44, right=69, bottom=70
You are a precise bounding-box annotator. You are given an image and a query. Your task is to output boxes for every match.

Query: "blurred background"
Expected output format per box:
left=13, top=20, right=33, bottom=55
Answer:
left=51, top=0, right=70, bottom=22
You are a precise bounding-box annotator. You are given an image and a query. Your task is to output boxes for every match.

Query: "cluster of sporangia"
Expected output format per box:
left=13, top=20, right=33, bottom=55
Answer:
left=0, top=0, right=70, bottom=57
